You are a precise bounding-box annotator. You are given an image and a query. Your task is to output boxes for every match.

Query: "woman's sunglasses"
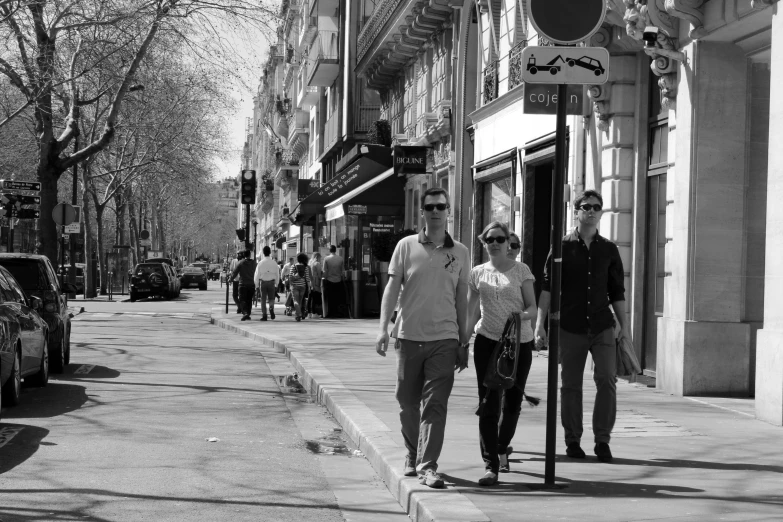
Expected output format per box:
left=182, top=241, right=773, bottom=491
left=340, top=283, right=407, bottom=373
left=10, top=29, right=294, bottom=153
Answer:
left=485, top=236, right=507, bottom=244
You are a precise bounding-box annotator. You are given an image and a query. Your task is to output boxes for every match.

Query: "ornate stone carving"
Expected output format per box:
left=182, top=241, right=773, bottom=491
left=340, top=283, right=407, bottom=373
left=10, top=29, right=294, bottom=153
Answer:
left=588, top=84, right=612, bottom=132
left=657, top=73, right=677, bottom=110
left=751, top=0, right=778, bottom=9
left=664, top=0, right=706, bottom=39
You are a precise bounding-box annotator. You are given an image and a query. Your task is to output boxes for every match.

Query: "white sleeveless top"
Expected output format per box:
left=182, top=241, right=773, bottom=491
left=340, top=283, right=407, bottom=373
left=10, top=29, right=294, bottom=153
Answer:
left=469, top=261, right=535, bottom=342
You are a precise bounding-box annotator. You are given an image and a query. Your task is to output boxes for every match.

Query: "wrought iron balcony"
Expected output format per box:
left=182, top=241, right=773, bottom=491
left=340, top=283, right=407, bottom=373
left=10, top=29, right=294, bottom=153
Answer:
left=355, top=105, right=381, bottom=132
left=509, top=41, right=526, bottom=90
left=483, top=61, right=499, bottom=105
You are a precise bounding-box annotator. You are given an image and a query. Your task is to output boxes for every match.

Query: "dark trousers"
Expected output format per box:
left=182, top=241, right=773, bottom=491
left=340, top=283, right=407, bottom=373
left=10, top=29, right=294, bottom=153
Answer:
left=232, top=281, right=240, bottom=310
left=238, top=284, right=255, bottom=317
left=473, top=334, right=533, bottom=473
left=259, top=280, right=276, bottom=317
left=560, top=327, right=616, bottom=444
left=308, top=290, right=322, bottom=315
left=322, top=280, right=344, bottom=318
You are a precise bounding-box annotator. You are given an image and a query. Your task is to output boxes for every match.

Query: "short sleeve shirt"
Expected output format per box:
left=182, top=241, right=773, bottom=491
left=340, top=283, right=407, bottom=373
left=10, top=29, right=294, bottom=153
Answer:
left=389, top=229, right=470, bottom=342
left=469, top=262, right=535, bottom=342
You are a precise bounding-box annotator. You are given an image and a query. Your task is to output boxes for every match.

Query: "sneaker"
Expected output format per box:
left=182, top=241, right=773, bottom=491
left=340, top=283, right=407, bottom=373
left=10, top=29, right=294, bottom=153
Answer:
left=594, top=442, right=613, bottom=462
left=566, top=442, right=586, bottom=459
left=478, top=471, right=498, bottom=486
left=403, top=455, right=417, bottom=477
left=499, top=446, right=513, bottom=472
left=418, top=469, right=445, bottom=489
left=260, top=316, right=268, bottom=321
left=270, top=312, right=275, bottom=320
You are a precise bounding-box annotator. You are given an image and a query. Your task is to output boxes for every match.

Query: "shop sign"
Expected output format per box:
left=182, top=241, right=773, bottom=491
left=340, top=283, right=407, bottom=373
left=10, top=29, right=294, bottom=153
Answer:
left=523, top=84, right=585, bottom=115
left=393, top=146, right=428, bottom=176
left=297, top=179, right=320, bottom=201
left=370, top=223, right=394, bottom=233
left=346, top=205, right=367, bottom=215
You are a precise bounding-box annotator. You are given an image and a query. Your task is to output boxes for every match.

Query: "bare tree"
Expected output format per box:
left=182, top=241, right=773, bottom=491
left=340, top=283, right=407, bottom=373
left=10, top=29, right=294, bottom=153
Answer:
left=0, top=0, right=276, bottom=264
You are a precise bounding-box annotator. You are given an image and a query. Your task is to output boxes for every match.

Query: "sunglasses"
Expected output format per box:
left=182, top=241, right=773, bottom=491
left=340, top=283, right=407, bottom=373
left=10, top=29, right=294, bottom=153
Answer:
left=510, top=243, right=520, bottom=249
left=423, top=203, right=449, bottom=211
left=578, top=204, right=603, bottom=212
left=485, top=236, right=507, bottom=244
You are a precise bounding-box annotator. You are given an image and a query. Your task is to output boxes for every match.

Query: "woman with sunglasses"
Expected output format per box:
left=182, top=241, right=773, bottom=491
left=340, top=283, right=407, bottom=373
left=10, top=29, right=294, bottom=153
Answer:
left=466, top=221, right=537, bottom=486
left=507, top=232, right=521, bottom=260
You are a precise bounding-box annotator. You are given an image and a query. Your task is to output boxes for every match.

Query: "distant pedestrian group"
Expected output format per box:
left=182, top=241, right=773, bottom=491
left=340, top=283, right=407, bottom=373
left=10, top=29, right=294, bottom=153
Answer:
left=376, top=188, right=627, bottom=489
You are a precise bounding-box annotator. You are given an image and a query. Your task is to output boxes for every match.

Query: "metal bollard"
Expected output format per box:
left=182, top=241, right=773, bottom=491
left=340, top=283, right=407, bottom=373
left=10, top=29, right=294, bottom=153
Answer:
left=108, top=271, right=113, bottom=301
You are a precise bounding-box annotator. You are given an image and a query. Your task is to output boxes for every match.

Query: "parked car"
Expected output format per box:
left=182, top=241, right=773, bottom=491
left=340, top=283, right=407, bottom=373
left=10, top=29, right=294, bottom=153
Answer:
left=0, top=265, right=50, bottom=416
left=129, top=263, right=179, bottom=302
left=0, top=254, right=77, bottom=373
left=180, top=267, right=208, bottom=290
left=57, top=264, right=85, bottom=294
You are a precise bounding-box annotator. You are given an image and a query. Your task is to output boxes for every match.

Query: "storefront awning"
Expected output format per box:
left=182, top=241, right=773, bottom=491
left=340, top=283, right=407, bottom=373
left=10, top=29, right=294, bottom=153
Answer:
left=324, top=167, right=405, bottom=221
left=291, top=144, right=393, bottom=224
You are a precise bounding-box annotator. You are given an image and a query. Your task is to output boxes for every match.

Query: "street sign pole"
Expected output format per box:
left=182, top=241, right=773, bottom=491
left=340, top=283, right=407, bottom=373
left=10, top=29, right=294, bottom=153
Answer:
left=545, top=82, right=568, bottom=486
left=69, top=133, right=78, bottom=297
left=8, top=219, right=13, bottom=253
left=60, top=204, right=66, bottom=290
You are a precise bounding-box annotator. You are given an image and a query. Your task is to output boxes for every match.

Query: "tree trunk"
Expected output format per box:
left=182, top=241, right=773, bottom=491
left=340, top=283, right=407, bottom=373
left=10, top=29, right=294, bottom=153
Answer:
left=95, top=204, right=107, bottom=295
left=38, top=164, right=62, bottom=260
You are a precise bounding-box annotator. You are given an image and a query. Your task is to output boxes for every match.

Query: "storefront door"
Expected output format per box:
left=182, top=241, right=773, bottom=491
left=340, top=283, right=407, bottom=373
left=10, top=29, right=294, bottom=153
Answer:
left=480, top=176, right=514, bottom=262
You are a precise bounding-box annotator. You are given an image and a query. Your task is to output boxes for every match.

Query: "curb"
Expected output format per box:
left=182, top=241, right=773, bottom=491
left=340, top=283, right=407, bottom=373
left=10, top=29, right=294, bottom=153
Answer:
left=212, top=313, right=490, bottom=522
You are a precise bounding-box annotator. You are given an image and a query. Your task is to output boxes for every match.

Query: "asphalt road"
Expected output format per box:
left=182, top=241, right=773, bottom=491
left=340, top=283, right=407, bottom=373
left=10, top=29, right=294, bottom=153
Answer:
left=0, top=285, right=407, bottom=522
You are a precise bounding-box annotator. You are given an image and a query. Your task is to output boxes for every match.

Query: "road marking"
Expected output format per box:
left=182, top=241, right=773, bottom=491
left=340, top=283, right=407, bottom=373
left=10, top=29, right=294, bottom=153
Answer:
left=0, top=427, right=24, bottom=448
left=74, top=364, right=95, bottom=375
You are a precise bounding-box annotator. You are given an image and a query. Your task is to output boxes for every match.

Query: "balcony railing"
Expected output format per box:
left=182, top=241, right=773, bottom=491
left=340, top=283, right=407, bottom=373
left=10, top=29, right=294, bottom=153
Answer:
left=324, top=112, right=339, bottom=150
left=355, top=105, right=381, bottom=132
left=508, top=41, right=526, bottom=90
left=307, top=31, right=340, bottom=86
left=482, top=61, right=499, bottom=105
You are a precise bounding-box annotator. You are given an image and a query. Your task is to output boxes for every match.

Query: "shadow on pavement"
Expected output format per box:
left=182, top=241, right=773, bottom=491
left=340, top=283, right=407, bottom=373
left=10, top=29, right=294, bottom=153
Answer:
left=0, top=423, right=50, bottom=475
left=56, top=365, right=121, bottom=380
left=3, top=382, right=88, bottom=419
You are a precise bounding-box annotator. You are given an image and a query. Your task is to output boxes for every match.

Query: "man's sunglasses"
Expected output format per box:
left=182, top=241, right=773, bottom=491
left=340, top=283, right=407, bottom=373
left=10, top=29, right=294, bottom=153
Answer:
left=485, top=236, right=507, bottom=244
left=423, top=203, right=449, bottom=211
left=510, top=243, right=520, bottom=249
left=578, top=204, right=603, bottom=212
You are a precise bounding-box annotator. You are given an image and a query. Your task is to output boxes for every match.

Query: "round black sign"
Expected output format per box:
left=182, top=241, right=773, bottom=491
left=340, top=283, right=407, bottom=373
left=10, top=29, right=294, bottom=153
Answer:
left=528, top=0, right=606, bottom=45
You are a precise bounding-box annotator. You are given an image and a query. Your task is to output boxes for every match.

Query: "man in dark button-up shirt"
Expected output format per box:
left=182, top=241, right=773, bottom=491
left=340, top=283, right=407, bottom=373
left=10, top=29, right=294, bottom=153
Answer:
left=230, top=250, right=257, bottom=321
left=534, top=190, right=630, bottom=463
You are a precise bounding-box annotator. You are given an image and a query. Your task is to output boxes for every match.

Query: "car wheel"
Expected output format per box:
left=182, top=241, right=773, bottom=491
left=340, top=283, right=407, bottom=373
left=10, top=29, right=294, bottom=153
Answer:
left=529, top=66, right=537, bottom=74
left=50, top=331, right=66, bottom=374
left=567, top=60, right=575, bottom=67
left=130, top=291, right=137, bottom=302
left=28, top=338, right=49, bottom=387
left=2, top=347, right=22, bottom=407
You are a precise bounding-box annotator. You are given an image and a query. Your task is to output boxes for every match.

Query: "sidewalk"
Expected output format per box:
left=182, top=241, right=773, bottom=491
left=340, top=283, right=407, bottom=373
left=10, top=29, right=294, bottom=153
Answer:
left=212, top=308, right=783, bottom=522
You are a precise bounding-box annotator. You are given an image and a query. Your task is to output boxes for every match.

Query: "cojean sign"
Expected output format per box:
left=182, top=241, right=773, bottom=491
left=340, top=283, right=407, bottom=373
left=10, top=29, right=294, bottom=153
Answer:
left=523, top=84, right=585, bottom=115
left=393, top=146, right=427, bottom=176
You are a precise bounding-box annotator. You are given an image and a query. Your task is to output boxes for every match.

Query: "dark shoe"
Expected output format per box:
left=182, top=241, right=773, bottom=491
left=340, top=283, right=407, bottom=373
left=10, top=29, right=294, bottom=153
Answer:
left=566, top=443, right=586, bottom=459
left=270, top=312, right=275, bottom=320
left=240, top=316, right=250, bottom=322
left=403, top=455, right=417, bottom=477
left=236, top=309, right=242, bottom=314
left=594, top=443, right=613, bottom=462
left=295, top=316, right=301, bottom=322
left=478, top=471, right=498, bottom=486
left=260, top=316, right=267, bottom=321
left=418, top=469, right=444, bottom=489
left=499, top=446, right=513, bottom=472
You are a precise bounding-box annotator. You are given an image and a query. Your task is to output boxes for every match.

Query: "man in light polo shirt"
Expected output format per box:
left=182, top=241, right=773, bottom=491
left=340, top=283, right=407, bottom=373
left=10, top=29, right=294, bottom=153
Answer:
left=376, top=187, right=470, bottom=489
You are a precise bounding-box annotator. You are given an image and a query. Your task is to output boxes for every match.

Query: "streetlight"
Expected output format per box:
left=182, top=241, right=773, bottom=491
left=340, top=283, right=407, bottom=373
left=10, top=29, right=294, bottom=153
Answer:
left=252, top=219, right=259, bottom=260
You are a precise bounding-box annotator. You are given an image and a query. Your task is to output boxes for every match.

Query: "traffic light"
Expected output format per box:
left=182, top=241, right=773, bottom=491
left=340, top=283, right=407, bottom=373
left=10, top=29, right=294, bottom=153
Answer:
left=240, top=170, right=256, bottom=205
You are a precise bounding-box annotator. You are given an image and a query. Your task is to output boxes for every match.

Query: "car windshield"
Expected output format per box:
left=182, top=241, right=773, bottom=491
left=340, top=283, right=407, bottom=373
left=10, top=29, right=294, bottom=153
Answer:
left=0, top=259, right=43, bottom=295
left=136, top=265, right=164, bottom=275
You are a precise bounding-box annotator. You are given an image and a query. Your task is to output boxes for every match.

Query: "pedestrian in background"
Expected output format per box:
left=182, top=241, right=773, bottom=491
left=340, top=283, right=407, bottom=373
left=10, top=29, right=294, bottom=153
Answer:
left=465, top=221, right=537, bottom=486
left=308, top=252, right=323, bottom=318
left=230, top=249, right=257, bottom=321
left=288, top=252, right=312, bottom=322
left=507, top=232, right=521, bottom=261
left=322, top=245, right=344, bottom=318
left=254, top=246, right=280, bottom=321
left=534, top=189, right=628, bottom=463
left=376, top=187, right=471, bottom=489
left=230, top=252, right=243, bottom=314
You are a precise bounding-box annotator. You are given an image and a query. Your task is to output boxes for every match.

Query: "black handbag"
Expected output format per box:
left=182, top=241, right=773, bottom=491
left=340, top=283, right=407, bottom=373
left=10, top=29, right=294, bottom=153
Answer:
left=483, top=312, right=522, bottom=390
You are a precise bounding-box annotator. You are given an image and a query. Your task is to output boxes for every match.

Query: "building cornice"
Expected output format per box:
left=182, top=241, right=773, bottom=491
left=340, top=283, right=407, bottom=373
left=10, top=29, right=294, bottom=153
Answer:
left=467, top=83, right=525, bottom=126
